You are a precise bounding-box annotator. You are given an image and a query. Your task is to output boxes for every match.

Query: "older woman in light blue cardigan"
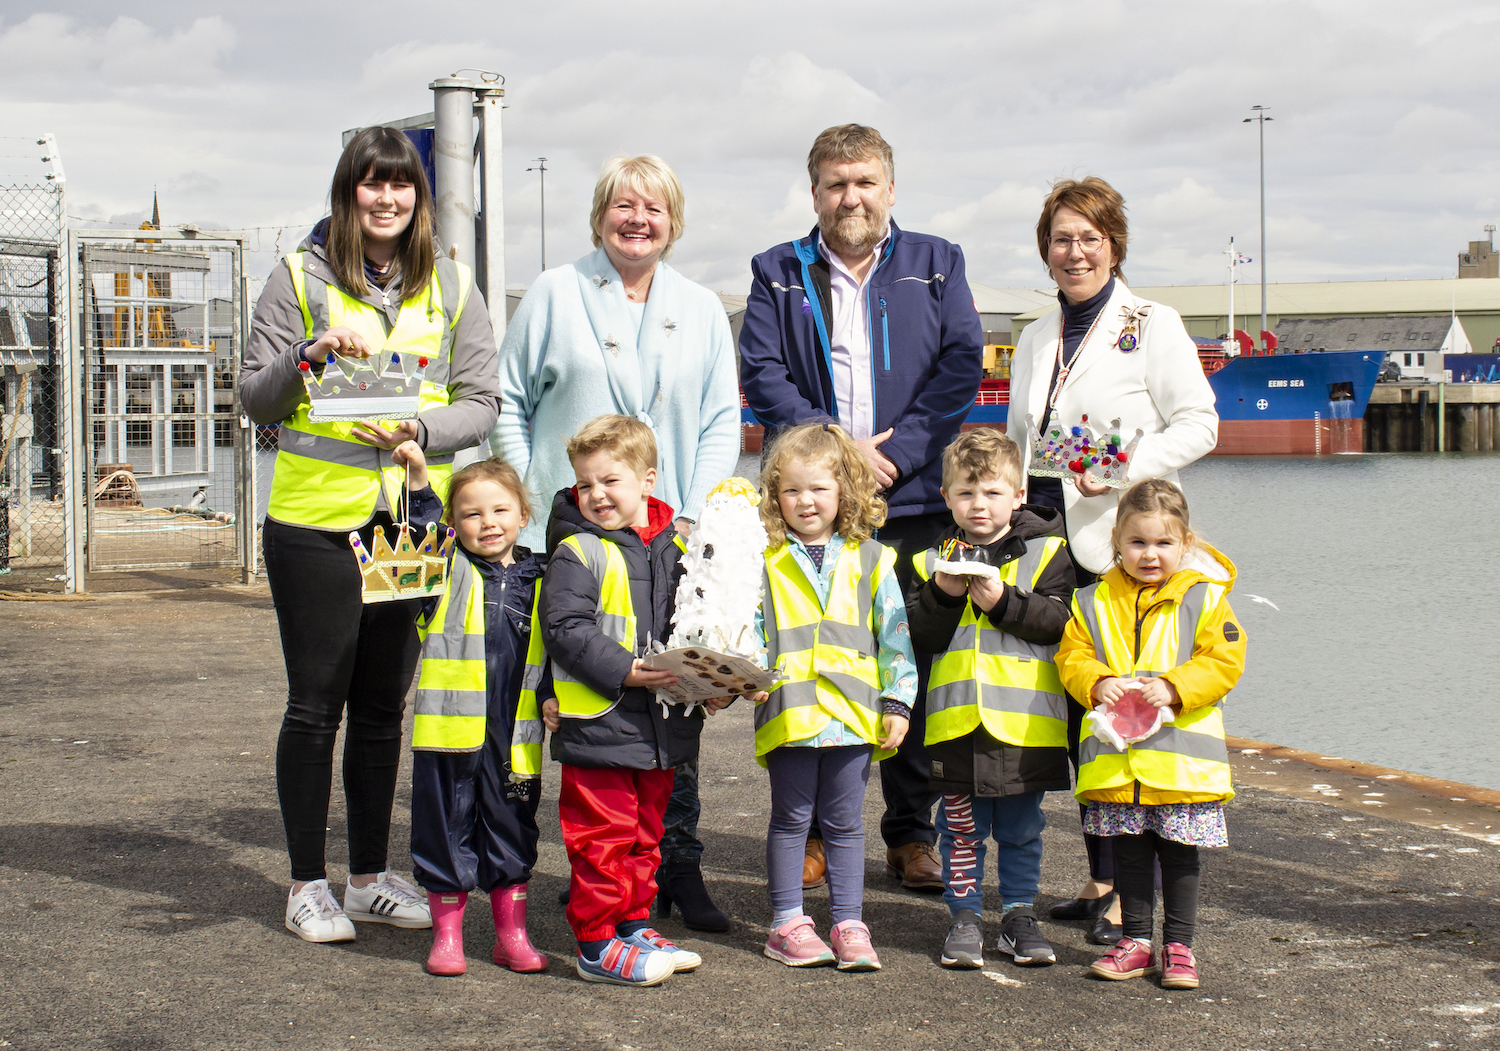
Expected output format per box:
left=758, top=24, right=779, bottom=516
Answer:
left=491, top=154, right=739, bottom=934
left=494, top=154, right=740, bottom=552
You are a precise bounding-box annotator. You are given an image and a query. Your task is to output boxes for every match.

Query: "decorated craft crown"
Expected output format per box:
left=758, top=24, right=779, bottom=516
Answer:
left=348, top=521, right=454, bottom=603
left=1026, top=413, right=1144, bottom=490
left=299, top=349, right=430, bottom=422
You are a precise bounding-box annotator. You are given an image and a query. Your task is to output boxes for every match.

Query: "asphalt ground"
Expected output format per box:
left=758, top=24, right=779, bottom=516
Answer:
left=2, top=582, right=1498, bottom=1051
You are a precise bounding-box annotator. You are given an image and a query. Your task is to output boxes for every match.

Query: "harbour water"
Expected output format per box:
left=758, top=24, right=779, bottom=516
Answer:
left=736, top=450, right=1500, bottom=790
left=1181, top=452, right=1500, bottom=790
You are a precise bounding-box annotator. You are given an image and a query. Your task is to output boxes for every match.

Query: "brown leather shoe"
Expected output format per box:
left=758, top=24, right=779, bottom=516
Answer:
left=802, top=838, right=827, bottom=889
left=885, top=842, right=943, bottom=891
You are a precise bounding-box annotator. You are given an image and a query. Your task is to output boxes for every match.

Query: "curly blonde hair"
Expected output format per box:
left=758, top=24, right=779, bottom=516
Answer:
left=759, top=423, right=887, bottom=547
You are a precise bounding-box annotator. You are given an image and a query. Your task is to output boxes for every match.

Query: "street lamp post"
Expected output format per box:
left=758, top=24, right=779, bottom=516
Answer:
left=526, top=157, right=548, bottom=272
left=1242, top=105, right=1273, bottom=352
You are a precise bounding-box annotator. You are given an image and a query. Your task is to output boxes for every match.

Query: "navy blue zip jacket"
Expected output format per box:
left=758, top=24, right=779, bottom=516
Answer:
left=739, top=222, right=984, bottom=518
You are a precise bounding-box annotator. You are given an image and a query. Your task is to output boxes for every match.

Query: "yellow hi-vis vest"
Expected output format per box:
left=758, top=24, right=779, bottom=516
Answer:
left=266, top=252, right=471, bottom=531
left=916, top=535, right=1069, bottom=749
left=549, top=530, right=686, bottom=720
left=1072, top=577, right=1234, bottom=801
left=411, top=552, right=546, bottom=780
left=756, top=540, right=895, bottom=763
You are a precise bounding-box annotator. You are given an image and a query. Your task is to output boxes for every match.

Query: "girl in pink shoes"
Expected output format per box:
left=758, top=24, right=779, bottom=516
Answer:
left=395, top=447, right=551, bottom=977
left=1056, top=480, right=1246, bottom=990
left=752, top=424, right=917, bottom=972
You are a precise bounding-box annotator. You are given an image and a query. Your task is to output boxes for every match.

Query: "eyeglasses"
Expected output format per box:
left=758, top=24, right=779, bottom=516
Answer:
left=1048, top=234, right=1108, bottom=254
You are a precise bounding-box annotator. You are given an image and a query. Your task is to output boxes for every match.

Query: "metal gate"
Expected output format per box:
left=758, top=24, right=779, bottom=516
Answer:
left=79, top=233, right=246, bottom=572
left=0, top=179, right=72, bottom=590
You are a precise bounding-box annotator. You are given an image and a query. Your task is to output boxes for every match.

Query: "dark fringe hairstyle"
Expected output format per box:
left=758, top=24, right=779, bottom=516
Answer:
left=327, top=127, right=436, bottom=300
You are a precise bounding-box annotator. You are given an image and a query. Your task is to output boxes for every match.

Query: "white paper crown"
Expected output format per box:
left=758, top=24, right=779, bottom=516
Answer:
left=348, top=521, right=454, bottom=603
left=300, top=349, right=430, bottom=422
left=1026, top=413, right=1144, bottom=490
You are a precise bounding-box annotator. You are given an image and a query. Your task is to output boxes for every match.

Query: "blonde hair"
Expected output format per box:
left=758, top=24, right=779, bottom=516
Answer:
left=566, top=414, right=657, bottom=479
left=759, top=423, right=886, bottom=547
left=807, top=124, right=894, bottom=188
left=589, top=155, right=686, bottom=261
left=942, top=428, right=1023, bottom=491
left=444, top=458, right=532, bottom=529
left=1110, top=479, right=1194, bottom=563
left=1036, top=175, right=1128, bottom=283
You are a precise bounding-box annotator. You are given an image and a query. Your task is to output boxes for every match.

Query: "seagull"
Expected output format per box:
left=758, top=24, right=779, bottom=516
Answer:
left=1245, top=594, right=1280, bottom=611
left=186, top=486, right=208, bottom=510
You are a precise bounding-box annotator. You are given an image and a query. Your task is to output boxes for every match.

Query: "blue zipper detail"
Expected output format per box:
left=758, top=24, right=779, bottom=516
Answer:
left=880, top=298, right=890, bottom=370
left=794, top=237, right=835, bottom=402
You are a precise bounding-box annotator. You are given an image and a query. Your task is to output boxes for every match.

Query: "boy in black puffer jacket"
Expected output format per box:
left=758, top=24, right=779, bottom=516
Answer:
left=538, top=414, right=729, bottom=988
left=907, top=429, right=1075, bottom=971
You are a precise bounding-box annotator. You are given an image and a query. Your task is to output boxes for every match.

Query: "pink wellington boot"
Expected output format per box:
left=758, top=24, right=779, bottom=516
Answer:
left=426, top=892, right=468, bottom=976
left=491, top=884, right=547, bottom=973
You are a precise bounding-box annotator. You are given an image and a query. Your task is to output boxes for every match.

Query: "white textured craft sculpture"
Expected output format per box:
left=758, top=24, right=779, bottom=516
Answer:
left=668, top=477, right=768, bottom=657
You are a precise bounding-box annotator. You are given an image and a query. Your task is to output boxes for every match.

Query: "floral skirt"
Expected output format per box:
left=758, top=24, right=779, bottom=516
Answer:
left=1082, top=800, right=1228, bottom=848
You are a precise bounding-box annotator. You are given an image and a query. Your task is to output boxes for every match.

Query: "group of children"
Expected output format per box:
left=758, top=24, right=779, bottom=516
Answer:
left=351, top=412, right=1245, bottom=990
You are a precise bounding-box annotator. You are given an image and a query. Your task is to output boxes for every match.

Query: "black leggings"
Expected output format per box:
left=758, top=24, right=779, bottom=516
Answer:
left=1114, top=831, right=1201, bottom=947
left=264, top=515, right=421, bottom=883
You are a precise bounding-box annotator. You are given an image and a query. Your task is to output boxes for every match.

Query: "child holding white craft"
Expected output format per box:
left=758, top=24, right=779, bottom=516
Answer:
left=1056, top=479, right=1246, bottom=990
left=752, top=423, right=916, bottom=972
left=393, top=443, right=550, bottom=978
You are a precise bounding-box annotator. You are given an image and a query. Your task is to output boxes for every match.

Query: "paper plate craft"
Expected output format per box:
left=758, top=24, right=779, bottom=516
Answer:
left=1086, top=684, right=1173, bottom=750
left=646, top=477, right=781, bottom=705
left=1026, top=413, right=1143, bottom=489
left=348, top=521, right=454, bottom=604
left=931, top=536, right=1001, bottom=581
left=300, top=347, right=429, bottom=422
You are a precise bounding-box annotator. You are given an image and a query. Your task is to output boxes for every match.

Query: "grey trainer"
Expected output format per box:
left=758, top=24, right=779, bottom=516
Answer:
left=940, top=908, right=985, bottom=969
left=996, top=905, right=1055, bottom=966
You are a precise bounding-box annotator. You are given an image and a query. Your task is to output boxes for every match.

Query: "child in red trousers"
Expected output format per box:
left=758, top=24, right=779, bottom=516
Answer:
left=538, top=415, right=730, bottom=987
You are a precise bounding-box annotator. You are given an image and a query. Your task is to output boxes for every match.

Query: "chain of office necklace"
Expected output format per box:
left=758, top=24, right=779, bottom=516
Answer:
left=1047, top=306, right=1107, bottom=413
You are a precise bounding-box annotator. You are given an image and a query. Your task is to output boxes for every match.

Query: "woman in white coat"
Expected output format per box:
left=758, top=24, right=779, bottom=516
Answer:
left=1007, top=176, right=1217, bottom=944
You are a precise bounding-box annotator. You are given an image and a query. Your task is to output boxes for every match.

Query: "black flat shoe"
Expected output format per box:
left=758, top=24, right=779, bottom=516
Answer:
left=1087, top=915, right=1124, bottom=945
left=1048, top=890, right=1116, bottom=921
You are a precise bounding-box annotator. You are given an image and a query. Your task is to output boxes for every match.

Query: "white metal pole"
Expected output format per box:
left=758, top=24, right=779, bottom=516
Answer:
left=476, top=84, right=506, bottom=340
left=1259, top=115, right=1267, bottom=348
left=430, top=77, right=479, bottom=270
left=1227, top=236, right=1235, bottom=352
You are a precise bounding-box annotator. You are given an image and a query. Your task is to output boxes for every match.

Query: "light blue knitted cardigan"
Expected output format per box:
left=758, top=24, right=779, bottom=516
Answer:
left=492, top=248, right=741, bottom=551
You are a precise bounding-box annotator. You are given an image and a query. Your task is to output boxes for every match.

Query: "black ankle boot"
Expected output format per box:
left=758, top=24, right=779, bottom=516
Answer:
left=656, top=856, right=730, bottom=932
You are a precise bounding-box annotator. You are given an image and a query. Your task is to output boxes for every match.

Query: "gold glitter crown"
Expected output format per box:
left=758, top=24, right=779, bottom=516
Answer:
left=348, top=522, right=455, bottom=603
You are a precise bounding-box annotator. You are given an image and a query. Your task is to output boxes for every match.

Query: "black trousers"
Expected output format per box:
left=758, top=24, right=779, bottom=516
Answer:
left=871, top=510, right=948, bottom=847
left=264, top=515, right=421, bottom=883
left=1115, top=831, right=1202, bottom=947
left=1067, top=695, right=1115, bottom=882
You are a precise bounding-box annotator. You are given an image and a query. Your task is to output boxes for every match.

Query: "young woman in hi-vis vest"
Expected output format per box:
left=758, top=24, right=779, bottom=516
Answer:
left=240, top=128, right=502, bottom=944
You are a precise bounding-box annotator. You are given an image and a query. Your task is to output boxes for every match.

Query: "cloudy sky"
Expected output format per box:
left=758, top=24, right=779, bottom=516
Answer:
left=3, top=1, right=1498, bottom=298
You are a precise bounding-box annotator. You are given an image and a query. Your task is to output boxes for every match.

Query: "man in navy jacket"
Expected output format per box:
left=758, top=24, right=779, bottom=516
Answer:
left=739, top=124, right=984, bottom=891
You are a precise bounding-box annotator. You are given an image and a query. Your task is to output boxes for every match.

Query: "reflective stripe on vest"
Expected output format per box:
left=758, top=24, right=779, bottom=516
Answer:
left=412, top=553, right=548, bottom=779
left=551, top=533, right=638, bottom=720
left=1074, top=578, right=1233, bottom=798
left=915, top=535, right=1069, bottom=749
left=755, top=540, right=891, bottom=760
left=266, top=253, right=469, bottom=531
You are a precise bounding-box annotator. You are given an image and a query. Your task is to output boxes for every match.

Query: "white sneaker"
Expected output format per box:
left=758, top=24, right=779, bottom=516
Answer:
left=343, top=871, right=432, bottom=928
left=285, top=879, right=357, bottom=943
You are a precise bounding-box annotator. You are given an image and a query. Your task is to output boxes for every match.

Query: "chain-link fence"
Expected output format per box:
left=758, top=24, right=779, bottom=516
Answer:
left=78, top=234, right=245, bottom=572
left=1, top=183, right=69, bottom=590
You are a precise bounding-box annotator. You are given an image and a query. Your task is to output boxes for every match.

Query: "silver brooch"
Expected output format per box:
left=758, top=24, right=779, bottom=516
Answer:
left=603, top=336, right=620, bottom=356
left=663, top=318, right=677, bottom=337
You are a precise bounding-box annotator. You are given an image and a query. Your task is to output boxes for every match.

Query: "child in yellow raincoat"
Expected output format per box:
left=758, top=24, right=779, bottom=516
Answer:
left=1057, top=479, right=1246, bottom=991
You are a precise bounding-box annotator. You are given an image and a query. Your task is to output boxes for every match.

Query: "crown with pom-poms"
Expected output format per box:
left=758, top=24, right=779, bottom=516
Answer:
left=1026, top=413, right=1144, bottom=489
left=300, top=348, right=430, bottom=422
left=348, top=521, right=454, bottom=603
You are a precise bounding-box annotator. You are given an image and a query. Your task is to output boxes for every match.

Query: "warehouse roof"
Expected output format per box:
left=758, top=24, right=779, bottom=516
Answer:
left=1009, top=277, right=1500, bottom=323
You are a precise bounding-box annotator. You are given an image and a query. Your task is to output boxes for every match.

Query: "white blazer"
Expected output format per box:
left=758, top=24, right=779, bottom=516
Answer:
left=1008, top=280, right=1218, bottom=573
